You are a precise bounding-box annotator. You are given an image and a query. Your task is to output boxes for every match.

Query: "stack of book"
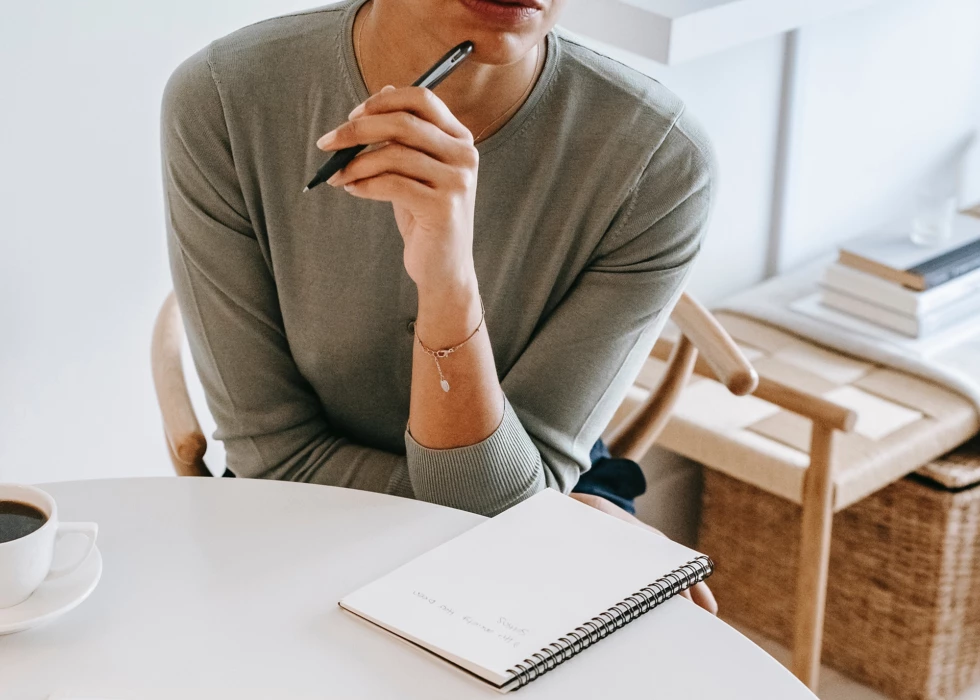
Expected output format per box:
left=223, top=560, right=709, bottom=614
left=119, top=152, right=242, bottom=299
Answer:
left=820, top=213, right=980, bottom=338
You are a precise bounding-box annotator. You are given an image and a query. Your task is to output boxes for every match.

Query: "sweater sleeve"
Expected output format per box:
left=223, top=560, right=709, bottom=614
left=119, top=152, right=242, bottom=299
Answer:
left=162, top=46, right=412, bottom=496
left=404, top=109, right=716, bottom=516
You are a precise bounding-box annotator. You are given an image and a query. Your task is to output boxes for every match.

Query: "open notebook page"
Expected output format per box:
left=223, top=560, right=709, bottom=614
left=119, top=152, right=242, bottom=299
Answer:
left=339, top=488, right=705, bottom=689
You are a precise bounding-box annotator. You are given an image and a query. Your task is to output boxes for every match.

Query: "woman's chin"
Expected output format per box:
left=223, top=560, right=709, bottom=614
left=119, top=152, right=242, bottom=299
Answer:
left=443, top=1, right=549, bottom=64
left=446, top=29, right=539, bottom=66
left=471, top=41, right=534, bottom=66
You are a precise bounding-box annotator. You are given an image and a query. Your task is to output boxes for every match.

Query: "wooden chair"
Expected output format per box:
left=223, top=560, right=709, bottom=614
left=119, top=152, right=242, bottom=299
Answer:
left=653, top=309, right=978, bottom=692
left=152, top=290, right=758, bottom=478
left=151, top=292, right=210, bottom=477
left=644, top=328, right=859, bottom=690
left=605, top=293, right=759, bottom=459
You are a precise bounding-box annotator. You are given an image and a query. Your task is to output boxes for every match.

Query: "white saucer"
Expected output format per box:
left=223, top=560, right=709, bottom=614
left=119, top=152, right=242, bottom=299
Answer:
left=0, top=545, right=103, bottom=635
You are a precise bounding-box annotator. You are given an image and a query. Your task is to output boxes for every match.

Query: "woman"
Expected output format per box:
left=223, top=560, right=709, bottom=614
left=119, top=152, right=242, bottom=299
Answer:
left=162, top=0, right=715, bottom=610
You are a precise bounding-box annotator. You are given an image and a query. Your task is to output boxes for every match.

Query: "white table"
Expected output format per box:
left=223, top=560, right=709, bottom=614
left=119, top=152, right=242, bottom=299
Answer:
left=1, top=478, right=815, bottom=699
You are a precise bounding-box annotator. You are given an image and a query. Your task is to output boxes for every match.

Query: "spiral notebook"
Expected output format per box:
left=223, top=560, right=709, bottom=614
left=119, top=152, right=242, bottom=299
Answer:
left=339, top=488, right=713, bottom=692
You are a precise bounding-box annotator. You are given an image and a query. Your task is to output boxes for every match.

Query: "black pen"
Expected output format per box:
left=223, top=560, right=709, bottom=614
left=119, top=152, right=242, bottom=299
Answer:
left=303, top=40, right=475, bottom=193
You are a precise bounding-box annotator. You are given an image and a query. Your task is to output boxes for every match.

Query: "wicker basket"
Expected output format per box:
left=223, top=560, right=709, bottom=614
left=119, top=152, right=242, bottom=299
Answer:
left=699, top=435, right=980, bottom=700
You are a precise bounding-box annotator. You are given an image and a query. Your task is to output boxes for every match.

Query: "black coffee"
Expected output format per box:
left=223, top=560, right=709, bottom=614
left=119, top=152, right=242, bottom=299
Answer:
left=0, top=500, right=48, bottom=543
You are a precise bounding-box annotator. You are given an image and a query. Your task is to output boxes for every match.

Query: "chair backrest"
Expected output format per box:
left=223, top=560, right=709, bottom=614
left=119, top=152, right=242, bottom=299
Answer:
left=151, top=291, right=210, bottom=477
left=151, top=291, right=756, bottom=475
left=605, top=294, right=758, bottom=463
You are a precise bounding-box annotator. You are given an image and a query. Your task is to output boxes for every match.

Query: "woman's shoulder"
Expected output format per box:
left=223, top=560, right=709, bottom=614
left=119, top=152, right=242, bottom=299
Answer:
left=551, top=28, right=713, bottom=172
left=209, top=2, right=347, bottom=64
left=555, top=27, right=716, bottom=197
left=165, top=2, right=348, bottom=103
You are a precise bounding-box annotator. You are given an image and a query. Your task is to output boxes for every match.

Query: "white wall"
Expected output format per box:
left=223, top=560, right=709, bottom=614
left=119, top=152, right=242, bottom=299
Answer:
left=0, top=1, right=311, bottom=484
left=785, top=0, right=980, bottom=269
left=1, top=1, right=978, bottom=505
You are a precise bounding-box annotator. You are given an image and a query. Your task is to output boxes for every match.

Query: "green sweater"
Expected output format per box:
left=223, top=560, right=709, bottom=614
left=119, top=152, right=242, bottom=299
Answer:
left=161, top=0, right=715, bottom=517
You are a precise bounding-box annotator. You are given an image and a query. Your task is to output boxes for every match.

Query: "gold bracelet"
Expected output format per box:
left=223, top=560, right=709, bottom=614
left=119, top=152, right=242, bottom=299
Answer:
left=414, top=298, right=486, bottom=393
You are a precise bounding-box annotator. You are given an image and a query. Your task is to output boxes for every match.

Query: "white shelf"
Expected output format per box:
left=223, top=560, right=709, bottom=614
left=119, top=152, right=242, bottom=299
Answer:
left=558, top=0, right=884, bottom=64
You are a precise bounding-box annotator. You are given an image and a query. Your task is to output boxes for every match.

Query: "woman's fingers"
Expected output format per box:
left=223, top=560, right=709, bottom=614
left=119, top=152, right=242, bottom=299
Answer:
left=328, top=143, right=452, bottom=191
left=678, top=582, right=717, bottom=615
left=317, top=84, right=478, bottom=169
left=349, top=86, right=473, bottom=141
left=690, top=582, right=718, bottom=615
left=318, top=111, right=472, bottom=166
left=341, top=172, right=434, bottom=204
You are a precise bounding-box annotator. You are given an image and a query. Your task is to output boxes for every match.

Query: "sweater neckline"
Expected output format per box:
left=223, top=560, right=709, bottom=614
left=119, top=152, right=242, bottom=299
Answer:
left=338, top=0, right=559, bottom=157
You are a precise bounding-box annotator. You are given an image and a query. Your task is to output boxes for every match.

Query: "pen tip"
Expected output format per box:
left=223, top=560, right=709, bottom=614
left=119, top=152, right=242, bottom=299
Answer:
left=302, top=186, right=309, bottom=193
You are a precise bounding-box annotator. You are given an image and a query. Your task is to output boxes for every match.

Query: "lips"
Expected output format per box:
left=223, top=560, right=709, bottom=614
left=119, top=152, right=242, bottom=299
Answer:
left=459, top=0, right=544, bottom=21
left=492, top=0, right=543, bottom=7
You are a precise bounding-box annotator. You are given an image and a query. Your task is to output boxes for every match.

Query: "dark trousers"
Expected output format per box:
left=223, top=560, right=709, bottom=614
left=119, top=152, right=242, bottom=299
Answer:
left=571, top=439, right=646, bottom=514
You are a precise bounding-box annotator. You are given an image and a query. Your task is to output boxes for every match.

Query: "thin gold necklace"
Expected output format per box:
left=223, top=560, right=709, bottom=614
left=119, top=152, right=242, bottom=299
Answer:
left=355, top=13, right=543, bottom=144
left=472, top=44, right=542, bottom=144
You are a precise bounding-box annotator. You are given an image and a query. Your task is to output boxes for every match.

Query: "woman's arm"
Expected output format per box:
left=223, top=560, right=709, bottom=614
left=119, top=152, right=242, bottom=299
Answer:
left=327, top=87, right=715, bottom=516
left=162, top=47, right=410, bottom=494
left=321, top=87, right=521, bottom=511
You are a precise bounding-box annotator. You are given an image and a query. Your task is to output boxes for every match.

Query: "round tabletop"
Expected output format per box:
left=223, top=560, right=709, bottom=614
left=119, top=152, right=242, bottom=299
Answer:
left=1, top=478, right=814, bottom=699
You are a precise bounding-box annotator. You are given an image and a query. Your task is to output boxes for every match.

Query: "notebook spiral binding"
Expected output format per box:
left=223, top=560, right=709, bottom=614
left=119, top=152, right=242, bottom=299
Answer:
left=505, top=555, right=714, bottom=690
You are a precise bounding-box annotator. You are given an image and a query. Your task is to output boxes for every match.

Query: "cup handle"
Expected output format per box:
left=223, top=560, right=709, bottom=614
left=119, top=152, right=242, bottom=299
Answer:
left=45, top=522, right=99, bottom=581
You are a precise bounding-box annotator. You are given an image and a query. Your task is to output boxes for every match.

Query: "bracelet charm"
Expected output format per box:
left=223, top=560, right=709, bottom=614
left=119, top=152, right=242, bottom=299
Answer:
left=414, top=298, right=486, bottom=393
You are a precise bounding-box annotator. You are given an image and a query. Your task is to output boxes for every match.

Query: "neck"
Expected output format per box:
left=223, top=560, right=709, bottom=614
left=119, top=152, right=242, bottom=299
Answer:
left=354, top=0, right=544, bottom=142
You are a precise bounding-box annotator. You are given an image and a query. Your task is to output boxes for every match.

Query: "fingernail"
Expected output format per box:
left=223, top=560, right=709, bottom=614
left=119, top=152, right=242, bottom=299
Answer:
left=326, top=172, right=340, bottom=186
left=348, top=103, right=365, bottom=120
left=344, top=183, right=356, bottom=192
left=316, top=129, right=337, bottom=149
left=381, top=84, right=396, bottom=92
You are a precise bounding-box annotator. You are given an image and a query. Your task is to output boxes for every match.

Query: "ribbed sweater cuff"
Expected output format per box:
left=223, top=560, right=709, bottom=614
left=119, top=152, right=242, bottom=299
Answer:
left=386, top=463, right=415, bottom=499
left=404, top=396, right=545, bottom=517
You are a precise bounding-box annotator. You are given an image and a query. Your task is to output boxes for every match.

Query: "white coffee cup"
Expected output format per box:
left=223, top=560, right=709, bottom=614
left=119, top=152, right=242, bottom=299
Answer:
left=0, top=484, right=98, bottom=608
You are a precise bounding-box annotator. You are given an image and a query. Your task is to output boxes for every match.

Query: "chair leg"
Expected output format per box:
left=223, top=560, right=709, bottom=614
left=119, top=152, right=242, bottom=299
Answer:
left=791, top=422, right=836, bottom=690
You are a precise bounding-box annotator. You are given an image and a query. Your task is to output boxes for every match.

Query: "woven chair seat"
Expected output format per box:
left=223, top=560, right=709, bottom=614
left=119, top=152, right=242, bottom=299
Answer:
left=610, top=313, right=980, bottom=512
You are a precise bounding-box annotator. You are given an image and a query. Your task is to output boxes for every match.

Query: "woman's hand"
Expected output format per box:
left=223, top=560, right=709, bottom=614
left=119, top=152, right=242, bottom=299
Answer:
left=316, top=85, right=480, bottom=297
left=569, top=492, right=719, bottom=616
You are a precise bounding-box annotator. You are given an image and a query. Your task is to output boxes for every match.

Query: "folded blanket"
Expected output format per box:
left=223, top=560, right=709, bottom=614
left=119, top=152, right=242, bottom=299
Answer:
left=719, top=257, right=980, bottom=412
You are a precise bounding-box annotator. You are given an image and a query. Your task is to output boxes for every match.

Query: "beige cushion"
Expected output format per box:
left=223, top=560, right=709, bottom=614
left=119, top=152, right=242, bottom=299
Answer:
left=614, top=313, right=980, bottom=510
